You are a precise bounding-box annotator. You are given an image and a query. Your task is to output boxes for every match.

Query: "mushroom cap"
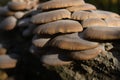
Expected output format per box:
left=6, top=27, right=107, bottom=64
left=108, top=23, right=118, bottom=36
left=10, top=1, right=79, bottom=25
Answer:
left=0, top=6, right=15, bottom=16
left=40, top=49, right=72, bottom=66
left=66, top=3, right=96, bottom=12
left=33, top=20, right=83, bottom=35
left=72, top=11, right=98, bottom=20
left=38, top=0, right=85, bottom=10
left=0, top=48, right=7, bottom=55
left=32, top=35, right=50, bottom=48
left=72, top=10, right=120, bottom=21
left=0, top=16, right=17, bottom=30
left=0, top=71, right=8, bottom=80
left=0, top=55, right=17, bottom=69
left=69, top=46, right=102, bottom=60
left=82, top=18, right=107, bottom=28
left=8, top=2, right=27, bottom=11
left=82, top=27, right=120, bottom=40
left=92, top=10, right=120, bottom=18
left=31, top=9, right=71, bottom=24
left=47, top=33, right=99, bottom=50
left=105, top=17, right=120, bottom=27
left=14, top=11, right=25, bottom=19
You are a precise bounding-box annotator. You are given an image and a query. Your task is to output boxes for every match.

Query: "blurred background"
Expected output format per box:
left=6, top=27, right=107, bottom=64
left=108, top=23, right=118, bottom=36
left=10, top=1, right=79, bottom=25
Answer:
left=0, top=0, right=120, bottom=14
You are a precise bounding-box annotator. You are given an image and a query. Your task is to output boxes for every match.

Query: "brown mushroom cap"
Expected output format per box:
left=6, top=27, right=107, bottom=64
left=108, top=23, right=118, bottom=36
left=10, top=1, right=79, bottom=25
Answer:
left=72, top=11, right=98, bottom=20
left=0, top=48, right=7, bottom=55
left=40, top=49, right=72, bottom=66
left=0, top=16, right=17, bottom=30
left=8, top=2, right=27, bottom=11
left=14, top=11, right=25, bottom=19
left=92, top=10, right=120, bottom=18
left=69, top=46, right=102, bottom=60
left=47, top=33, right=99, bottom=50
left=38, top=0, right=85, bottom=10
left=32, top=35, right=50, bottom=48
left=82, top=27, right=120, bottom=40
left=33, top=20, right=83, bottom=35
left=66, top=3, right=96, bottom=12
left=105, top=17, right=120, bottom=27
left=82, top=18, right=107, bottom=28
left=0, top=6, right=15, bottom=16
left=0, top=55, right=17, bottom=69
left=31, top=9, right=71, bottom=24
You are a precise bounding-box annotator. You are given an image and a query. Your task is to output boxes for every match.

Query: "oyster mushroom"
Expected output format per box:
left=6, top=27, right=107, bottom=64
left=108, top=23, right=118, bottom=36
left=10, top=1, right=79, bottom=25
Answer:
left=40, top=49, right=72, bottom=66
left=0, top=55, right=17, bottom=69
left=0, top=16, right=17, bottom=30
left=38, top=0, right=85, bottom=10
left=31, top=9, right=71, bottom=24
left=69, top=46, right=102, bottom=60
left=8, top=2, right=27, bottom=11
left=82, top=18, right=107, bottom=28
left=14, top=11, right=25, bottom=19
left=47, top=33, right=99, bottom=50
left=33, top=20, right=83, bottom=35
left=82, top=27, right=120, bottom=40
left=66, top=3, right=96, bottom=12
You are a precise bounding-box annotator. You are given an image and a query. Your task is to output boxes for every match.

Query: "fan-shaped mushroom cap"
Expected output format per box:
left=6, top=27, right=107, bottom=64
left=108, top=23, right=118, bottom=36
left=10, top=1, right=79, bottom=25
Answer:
left=47, top=33, right=99, bottom=50
left=31, top=9, right=71, bottom=24
left=40, top=49, right=72, bottom=66
left=69, top=46, right=102, bottom=60
left=92, top=10, right=120, bottom=18
left=14, top=11, right=25, bottom=19
left=72, top=11, right=98, bottom=20
left=8, top=2, right=27, bottom=11
left=82, top=18, right=107, bottom=28
left=66, top=3, right=96, bottom=12
left=0, top=16, right=17, bottom=30
left=0, top=71, right=8, bottom=80
left=72, top=10, right=120, bottom=21
left=32, top=35, right=50, bottom=48
left=38, top=0, right=85, bottom=10
left=0, top=48, right=7, bottom=55
left=0, top=7, right=15, bottom=16
left=34, top=20, right=83, bottom=35
left=0, top=55, right=17, bottom=69
left=105, top=18, right=120, bottom=27
left=82, top=27, right=120, bottom=40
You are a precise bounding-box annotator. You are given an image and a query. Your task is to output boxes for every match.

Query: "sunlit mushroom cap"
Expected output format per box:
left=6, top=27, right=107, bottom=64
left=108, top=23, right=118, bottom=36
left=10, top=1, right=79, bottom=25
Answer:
left=82, top=18, right=107, bottom=28
left=66, top=3, right=96, bottom=12
left=31, top=9, right=71, bottom=24
left=0, top=55, right=17, bottom=69
left=0, top=16, right=17, bottom=30
left=33, top=20, right=83, bottom=35
left=69, top=46, right=102, bottom=60
left=38, top=0, right=85, bottom=10
left=105, top=17, right=120, bottom=27
left=92, top=10, right=120, bottom=18
left=72, top=11, right=98, bottom=20
left=14, top=11, right=25, bottom=19
left=32, top=35, right=50, bottom=48
left=40, top=49, right=72, bottom=66
left=82, top=27, right=120, bottom=40
left=8, top=2, right=27, bottom=11
left=47, top=33, right=99, bottom=50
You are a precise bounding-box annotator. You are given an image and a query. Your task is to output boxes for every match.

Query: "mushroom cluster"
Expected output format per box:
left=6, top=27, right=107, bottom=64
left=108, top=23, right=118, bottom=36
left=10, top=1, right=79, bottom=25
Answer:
left=29, top=0, right=120, bottom=66
left=0, top=0, right=39, bottom=69
left=0, top=0, right=120, bottom=68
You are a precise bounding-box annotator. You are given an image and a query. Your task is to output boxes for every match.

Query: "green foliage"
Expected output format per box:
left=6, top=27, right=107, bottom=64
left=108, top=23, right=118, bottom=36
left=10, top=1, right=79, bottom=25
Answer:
left=85, top=0, right=120, bottom=14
